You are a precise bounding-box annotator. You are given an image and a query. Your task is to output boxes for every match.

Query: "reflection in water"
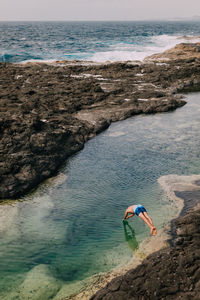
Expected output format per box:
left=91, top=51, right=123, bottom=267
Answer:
left=123, top=220, right=139, bottom=252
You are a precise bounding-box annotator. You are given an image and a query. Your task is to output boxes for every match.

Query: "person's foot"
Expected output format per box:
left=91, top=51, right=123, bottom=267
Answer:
left=150, top=227, right=154, bottom=236
left=153, top=227, right=157, bottom=235
left=150, top=227, right=157, bottom=236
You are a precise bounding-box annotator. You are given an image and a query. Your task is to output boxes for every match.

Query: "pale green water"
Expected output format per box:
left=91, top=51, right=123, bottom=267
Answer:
left=1, top=93, right=200, bottom=299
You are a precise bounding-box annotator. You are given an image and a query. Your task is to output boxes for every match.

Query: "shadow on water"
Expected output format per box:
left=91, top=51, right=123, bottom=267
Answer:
left=123, top=220, right=139, bottom=252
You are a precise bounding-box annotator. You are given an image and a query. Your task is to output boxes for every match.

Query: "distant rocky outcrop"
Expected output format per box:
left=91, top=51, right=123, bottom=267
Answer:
left=1, top=42, right=200, bottom=199
left=145, top=42, right=200, bottom=61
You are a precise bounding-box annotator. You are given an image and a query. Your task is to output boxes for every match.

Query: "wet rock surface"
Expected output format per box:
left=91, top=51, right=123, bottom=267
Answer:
left=91, top=208, right=200, bottom=300
left=1, top=42, right=200, bottom=199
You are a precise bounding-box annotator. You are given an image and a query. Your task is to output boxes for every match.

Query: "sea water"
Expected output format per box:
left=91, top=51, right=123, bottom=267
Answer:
left=1, top=21, right=200, bottom=63
left=1, top=92, right=200, bottom=299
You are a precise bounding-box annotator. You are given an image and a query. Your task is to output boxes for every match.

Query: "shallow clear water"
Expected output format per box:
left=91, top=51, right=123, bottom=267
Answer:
left=1, top=93, right=200, bottom=298
left=1, top=21, right=200, bottom=62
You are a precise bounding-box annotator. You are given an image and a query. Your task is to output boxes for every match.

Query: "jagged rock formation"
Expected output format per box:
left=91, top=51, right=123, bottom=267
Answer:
left=1, top=42, right=200, bottom=199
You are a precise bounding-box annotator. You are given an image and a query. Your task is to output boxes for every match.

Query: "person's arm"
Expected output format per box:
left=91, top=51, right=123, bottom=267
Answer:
left=124, top=210, right=134, bottom=220
left=126, top=213, right=134, bottom=219
left=123, top=210, right=128, bottom=220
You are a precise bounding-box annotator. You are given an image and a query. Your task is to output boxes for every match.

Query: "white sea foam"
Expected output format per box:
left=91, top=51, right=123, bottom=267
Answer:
left=19, top=59, right=58, bottom=64
left=18, top=34, right=200, bottom=65
left=90, top=34, right=200, bottom=62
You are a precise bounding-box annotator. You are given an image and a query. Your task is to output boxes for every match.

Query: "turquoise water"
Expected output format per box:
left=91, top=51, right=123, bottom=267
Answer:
left=1, top=21, right=200, bottom=62
left=1, top=93, right=200, bottom=298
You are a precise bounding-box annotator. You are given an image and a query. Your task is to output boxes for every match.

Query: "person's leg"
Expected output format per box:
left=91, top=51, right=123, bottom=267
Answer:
left=143, top=211, right=154, bottom=226
left=138, top=212, right=154, bottom=233
left=143, top=212, right=157, bottom=235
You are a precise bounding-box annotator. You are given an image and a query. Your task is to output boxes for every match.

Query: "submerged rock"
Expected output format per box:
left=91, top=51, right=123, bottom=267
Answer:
left=8, top=264, right=61, bottom=300
left=1, top=42, right=200, bottom=199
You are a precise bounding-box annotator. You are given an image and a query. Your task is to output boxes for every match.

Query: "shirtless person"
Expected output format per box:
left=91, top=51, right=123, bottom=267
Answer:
left=123, top=204, right=157, bottom=236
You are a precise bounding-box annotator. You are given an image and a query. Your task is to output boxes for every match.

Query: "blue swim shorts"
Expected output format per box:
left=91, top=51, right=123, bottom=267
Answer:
left=134, top=205, right=147, bottom=216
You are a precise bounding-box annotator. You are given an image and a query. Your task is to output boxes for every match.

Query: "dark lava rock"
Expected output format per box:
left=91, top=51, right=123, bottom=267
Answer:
left=1, top=44, right=200, bottom=199
left=91, top=209, right=200, bottom=300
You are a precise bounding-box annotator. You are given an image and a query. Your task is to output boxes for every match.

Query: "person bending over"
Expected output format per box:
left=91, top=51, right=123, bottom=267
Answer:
left=123, top=204, right=157, bottom=236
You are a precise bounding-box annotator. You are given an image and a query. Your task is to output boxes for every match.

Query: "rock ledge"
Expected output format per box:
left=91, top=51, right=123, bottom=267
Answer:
left=1, top=42, right=200, bottom=199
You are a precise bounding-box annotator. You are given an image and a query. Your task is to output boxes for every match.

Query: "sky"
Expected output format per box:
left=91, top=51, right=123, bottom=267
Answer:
left=0, top=0, right=200, bottom=21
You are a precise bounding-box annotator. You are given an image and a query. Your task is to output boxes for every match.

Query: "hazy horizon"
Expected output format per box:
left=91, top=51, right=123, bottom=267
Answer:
left=0, top=19, right=200, bottom=22
left=1, top=0, right=200, bottom=22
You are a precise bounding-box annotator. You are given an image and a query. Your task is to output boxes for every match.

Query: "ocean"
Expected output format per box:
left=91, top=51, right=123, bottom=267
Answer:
left=0, top=21, right=200, bottom=63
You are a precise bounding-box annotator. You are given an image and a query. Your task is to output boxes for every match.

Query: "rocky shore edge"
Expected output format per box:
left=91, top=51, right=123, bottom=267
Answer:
left=1, top=42, right=200, bottom=199
left=89, top=175, right=200, bottom=300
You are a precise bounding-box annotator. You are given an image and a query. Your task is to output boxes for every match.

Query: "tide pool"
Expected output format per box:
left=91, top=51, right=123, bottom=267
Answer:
left=0, top=92, right=200, bottom=299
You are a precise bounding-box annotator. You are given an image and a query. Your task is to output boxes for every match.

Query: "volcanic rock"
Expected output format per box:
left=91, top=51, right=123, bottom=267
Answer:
left=1, top=42, right=200, bottom=199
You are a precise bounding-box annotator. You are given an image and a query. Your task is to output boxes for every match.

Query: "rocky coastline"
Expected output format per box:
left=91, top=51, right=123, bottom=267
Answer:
left=2, top=42, right=200, bottom=199
left=1, top=42, right=200, bottom=300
